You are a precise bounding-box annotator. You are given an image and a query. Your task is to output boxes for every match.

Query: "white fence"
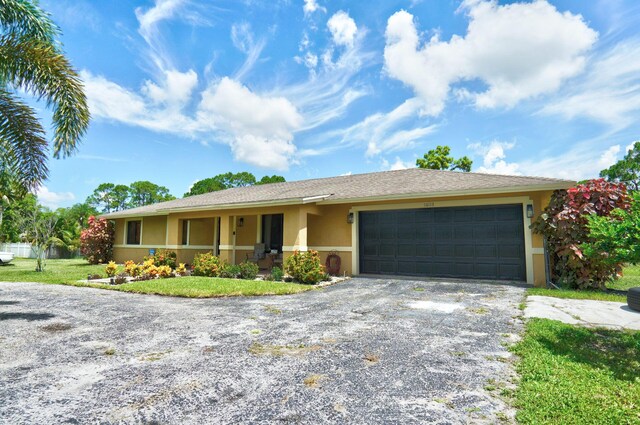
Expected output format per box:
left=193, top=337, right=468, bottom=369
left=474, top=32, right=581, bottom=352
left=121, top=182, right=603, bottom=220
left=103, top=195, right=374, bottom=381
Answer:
left=0, top=243, right=35, bottom=258
left=0, top=243, right=80, bottom=259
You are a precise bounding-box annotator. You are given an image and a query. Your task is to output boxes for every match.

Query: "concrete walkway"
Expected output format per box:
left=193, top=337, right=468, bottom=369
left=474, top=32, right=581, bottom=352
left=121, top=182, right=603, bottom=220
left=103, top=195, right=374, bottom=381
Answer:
left=525, top=295, right=640, bottom=330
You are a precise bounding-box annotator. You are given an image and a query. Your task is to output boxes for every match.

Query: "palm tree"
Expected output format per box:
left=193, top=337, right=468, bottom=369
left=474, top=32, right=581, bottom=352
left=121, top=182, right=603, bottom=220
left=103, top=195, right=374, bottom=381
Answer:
left=0, top=0, right=89, bottom=197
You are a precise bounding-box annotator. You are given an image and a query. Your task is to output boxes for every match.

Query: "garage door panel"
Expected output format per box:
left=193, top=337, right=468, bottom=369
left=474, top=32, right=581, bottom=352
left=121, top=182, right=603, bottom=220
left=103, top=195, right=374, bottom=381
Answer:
left=359, top=204, right=526, bottom=281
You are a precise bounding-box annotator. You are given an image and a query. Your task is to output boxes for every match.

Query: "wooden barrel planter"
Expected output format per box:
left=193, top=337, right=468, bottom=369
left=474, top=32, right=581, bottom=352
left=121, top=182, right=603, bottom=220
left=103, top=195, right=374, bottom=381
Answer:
left=325, top=252, right=341, bottom=276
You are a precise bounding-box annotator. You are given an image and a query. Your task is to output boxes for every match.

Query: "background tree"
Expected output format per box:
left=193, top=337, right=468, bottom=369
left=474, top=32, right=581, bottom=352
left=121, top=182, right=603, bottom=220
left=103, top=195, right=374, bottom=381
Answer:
left=17, top=203, right=59, bottom=271
left=600, top=141, right=640, bottom=191
left=416, top=145, right=472, bottom=172
left=86, top=183, right=130, bottom=213
left=184, top=172, right=286, bottom=197
left=128, top=180, right=175, bottom=208
left=0, top=192, right=36, bottom=242
left=257, top=175, right=286, bottom=185
left=0, top=0, right=89, bottom=192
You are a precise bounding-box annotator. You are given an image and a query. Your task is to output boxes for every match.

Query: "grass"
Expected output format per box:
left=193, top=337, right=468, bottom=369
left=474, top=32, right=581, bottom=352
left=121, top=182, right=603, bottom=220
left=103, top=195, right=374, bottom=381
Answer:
left=526, top=263, right=640, bottom=303
left=527, top=287, right=628, bottom=303
left=512, top=319, right=640, bottom=425
left=0, top=258, right=314, bottom=298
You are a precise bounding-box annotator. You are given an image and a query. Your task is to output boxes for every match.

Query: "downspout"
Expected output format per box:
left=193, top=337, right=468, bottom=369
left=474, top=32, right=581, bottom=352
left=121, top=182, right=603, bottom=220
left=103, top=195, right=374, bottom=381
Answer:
left=543, top=237, right=560, bottom=289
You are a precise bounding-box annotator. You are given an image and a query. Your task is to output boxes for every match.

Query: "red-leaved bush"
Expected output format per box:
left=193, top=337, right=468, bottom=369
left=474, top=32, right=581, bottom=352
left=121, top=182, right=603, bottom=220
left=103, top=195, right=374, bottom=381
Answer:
left=80, top=216, right=115, bottom=264
left=531, top=179, right=630, bottom=289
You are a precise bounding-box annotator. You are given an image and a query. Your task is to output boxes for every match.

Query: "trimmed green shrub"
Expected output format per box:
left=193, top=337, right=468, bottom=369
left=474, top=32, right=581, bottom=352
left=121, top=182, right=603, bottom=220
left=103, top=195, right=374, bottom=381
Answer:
left=219, top=263, right=241, bottom=278
left=238, top=261, right=259, bottom=280
left=268, top=266, right=284, bottom=281
left=284, top=250, right=325, bottom=284
left=192, top=252, right=222, bottom=277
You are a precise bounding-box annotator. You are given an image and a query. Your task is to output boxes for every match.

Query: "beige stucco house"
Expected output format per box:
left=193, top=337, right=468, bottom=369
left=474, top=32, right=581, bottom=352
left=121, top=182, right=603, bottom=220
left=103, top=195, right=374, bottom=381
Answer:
left=103, top=168, right=573, bottom=286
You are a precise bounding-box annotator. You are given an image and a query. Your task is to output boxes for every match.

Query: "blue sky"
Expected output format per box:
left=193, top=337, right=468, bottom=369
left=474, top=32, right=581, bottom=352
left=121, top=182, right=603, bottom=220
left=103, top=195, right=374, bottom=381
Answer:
left=33, top=0, right=640, bottom=208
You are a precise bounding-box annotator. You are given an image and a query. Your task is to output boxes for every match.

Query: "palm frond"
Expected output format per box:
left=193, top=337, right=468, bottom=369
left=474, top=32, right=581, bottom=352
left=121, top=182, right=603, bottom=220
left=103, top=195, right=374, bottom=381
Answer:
left=0, top=0, right=59, bottom=46
left=0, top=34, right=90, bottom=158
left=0, top=87, right=48, bottom=190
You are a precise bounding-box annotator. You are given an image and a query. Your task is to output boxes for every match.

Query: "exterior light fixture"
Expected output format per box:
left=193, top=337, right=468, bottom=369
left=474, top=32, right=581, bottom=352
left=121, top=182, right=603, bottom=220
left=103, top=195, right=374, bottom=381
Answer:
left=526, top=204, right=534, bottom=218
left=238, top=217, right=244, bottom=227
left=347, top=212, right=355, bottom=224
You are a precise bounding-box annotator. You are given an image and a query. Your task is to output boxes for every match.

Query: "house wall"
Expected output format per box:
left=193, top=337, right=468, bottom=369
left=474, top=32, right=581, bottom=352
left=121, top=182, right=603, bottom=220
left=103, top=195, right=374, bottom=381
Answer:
left=109, top=189, right=556, bottom=285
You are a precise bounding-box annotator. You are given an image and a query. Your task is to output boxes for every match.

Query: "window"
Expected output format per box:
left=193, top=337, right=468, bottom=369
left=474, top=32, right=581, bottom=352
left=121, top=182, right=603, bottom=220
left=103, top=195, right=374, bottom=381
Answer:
left=181, top=220, right=190, bottom=245
left=126, top=220, right=141, bottom=245
left=261, top=214, right=284, bottom=253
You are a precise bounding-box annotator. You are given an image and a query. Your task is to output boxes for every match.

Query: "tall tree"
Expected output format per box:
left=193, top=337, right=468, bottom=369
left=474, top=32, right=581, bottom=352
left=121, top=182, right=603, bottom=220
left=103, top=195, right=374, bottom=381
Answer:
left=600, top=141, right=640, bottom=191
left=416, top=145, right=472, bottom=172
left=128, top=180, right=175, bottom=208
left=86, top=183, right=129, bottom=213
left=257, top=175, right=286, bottom=185
left=0, top=0, right=89, bottom=193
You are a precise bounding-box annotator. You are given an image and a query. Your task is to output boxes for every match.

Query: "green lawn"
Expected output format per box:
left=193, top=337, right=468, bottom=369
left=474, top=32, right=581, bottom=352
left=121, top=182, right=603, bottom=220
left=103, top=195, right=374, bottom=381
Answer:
left=527, top=264, right=640, bottom=303
left=0, top=258, right=314, bottom=297
left=511, top=319, right=640, bottom=425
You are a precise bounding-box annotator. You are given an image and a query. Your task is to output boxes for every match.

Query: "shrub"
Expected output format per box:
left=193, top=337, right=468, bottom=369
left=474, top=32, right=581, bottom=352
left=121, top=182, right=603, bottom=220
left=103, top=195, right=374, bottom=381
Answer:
left=144, top=264, right=159, bottom=278
left=157, top=265, right=173, bottom=278
left=80, top=216, right=115, bottom=264
left=192, top=252, right=222, bottom=277
left=268, top=266, right=284, bottom=281
left=284, top=250, right=325, bottom=284
left=584, top=192, right=640, bottom=266
left=238, top=261, right=259, bottom=280
left=218, top=263, right=240, bottom=278
left=531, top=179, right=630, bottom=289
left=104, top=261, right=118, bottom=277
left=144, top=249, right=177, bottom=269
left=124, top=260, right=142, bottom=277
left=114, top=273, right=128, bottom=285
left=175, top=263, right=188, bottom=276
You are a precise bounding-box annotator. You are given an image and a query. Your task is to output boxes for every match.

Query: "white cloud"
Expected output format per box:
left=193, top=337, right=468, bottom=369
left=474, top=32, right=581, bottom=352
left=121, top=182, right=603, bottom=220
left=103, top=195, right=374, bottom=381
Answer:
left=325, top=97, right=436, bottom=157
left=383, top=2, right=597, bottom=116
left=327, top=11, right=358, bottom=47
left=303, top=0, right=325, bottom=16
left=468, top=141, right=520, bottom=175
left=540, top=40, right=640, bottom=129
left=598, top=145, right=621, bottom=168
left=197, top=77, right=303, bottom=169
left=36, top=186, right=75, bottom=209
left=380, top=157, right=414, bottom=171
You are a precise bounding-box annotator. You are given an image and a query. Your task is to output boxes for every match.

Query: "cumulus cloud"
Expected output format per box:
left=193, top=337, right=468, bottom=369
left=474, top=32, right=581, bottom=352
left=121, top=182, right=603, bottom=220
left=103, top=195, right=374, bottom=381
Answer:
left=327, top=11, right=358, bottom=47
left=384, top=1, right=597, bottom=116
left=468, top=141, right=520, bottom=175
left=197, top=77, right=303, bottom=169
left=598, top=145, right=621, bottom=168
left=36, top=186, right=75, bottom=209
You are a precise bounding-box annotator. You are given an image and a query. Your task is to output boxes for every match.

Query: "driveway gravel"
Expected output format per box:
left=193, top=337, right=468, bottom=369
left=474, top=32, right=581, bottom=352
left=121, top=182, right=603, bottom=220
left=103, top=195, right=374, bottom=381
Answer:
left=0, top=278, right=525, bottom=424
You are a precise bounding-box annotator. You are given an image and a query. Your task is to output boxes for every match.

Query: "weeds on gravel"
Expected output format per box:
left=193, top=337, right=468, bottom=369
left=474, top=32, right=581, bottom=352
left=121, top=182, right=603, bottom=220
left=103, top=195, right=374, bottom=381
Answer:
left=248, top=342, right=322, bottom=356
left=303, top=374, right=326, bottom=388
left=363, top=353, right=380, bottom=364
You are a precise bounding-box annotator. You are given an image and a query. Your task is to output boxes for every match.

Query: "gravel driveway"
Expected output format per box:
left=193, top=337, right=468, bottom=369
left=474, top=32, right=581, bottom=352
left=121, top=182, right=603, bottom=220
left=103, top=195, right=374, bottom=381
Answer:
left=0, top=278, right=525, bottom=424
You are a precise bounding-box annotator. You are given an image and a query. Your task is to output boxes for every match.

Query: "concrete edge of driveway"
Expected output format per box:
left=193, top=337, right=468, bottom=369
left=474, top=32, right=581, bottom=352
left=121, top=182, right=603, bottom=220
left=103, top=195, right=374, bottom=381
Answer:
left=524, top=295, right=640, bottom=330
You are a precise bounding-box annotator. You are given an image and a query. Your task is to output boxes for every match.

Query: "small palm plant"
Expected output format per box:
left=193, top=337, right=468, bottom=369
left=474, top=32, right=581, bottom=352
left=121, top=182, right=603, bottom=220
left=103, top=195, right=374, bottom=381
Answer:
left=0, top=0, right=90, bottom=193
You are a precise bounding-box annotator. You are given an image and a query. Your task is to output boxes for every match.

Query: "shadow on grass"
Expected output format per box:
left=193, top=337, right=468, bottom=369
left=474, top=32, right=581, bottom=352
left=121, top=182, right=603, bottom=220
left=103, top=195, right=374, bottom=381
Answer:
left=0, top=312, right=55, bottom=321
left=534, top=320, right=640, bottom=382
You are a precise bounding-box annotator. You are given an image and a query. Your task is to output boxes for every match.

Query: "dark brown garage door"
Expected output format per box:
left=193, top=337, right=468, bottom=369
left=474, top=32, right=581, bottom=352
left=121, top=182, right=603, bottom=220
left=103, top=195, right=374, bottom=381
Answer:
left=358, top=205, right=526, bottom=281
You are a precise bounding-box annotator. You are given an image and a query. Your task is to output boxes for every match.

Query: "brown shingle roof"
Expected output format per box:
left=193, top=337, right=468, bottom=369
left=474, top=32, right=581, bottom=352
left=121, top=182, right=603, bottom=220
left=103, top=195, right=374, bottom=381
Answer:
left=103, top=168, right=573, bottom=218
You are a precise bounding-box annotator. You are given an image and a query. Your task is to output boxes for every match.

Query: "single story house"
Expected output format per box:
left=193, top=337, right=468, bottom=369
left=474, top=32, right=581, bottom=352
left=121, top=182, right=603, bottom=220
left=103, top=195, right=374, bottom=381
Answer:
left=103, top=168, right=573, bottom=286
